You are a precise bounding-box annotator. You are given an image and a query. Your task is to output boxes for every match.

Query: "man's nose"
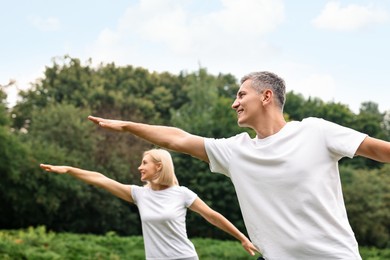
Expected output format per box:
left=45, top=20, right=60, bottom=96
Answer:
left=232, top=99, right=239, bottom=109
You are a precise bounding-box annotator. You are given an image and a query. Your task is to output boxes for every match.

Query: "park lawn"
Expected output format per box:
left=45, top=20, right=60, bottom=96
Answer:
left=0, top=226, right=389, bottom=259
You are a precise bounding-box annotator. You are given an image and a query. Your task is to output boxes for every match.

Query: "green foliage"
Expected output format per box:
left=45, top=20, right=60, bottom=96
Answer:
left=353, top=102, right=386, bottom=141
left=359, top=247, right=390, bottom=260
left=1, top=227, right=390, bottom=259
left=171, top=68, right=245, bottom=138
left=0, top=226, right=145, bottom=259
left=284, top=91, right=355, bottom=126
left=0, top=122, right=33, bottom=228
left=0, top=87, right=9, bottom=126
left=171, top=68, right=218, bottom=135
left=193, top=238, right=259, bottom=260
left=285, top=91, right=387, bottom=169
left=2, top=102, right=142, bottom=235
left=28, top=103, right=96, bottom=164
left=11, top=56, right=185, bottom=130
left=170, top=68, right=248, bottom=239
left=0, top=227, right=258, bottom=259
left=341, top=165, right=390, bottom=248
left=1, top=55, right=390, bottom=249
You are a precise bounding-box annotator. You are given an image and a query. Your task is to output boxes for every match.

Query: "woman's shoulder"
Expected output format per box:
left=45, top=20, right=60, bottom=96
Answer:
left=131, top=184, right=148, bottom=194
left=131, top=184, right=144, bottom=189
left=174, top=185, right=191, bottom=192
left=177, top=185, right=197, bottom=196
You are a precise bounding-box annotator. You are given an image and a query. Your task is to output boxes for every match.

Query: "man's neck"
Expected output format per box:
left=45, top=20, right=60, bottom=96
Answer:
left=254, top=115, right=287, bottom=139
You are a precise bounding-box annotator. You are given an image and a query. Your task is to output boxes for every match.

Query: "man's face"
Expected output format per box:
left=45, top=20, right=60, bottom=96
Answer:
left=231, top=80, right=263, bottom=128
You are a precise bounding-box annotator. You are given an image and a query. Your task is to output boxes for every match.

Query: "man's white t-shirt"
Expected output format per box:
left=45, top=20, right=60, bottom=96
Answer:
left=204, top=117, right=367, bottom=260
left=131, top=185, right=198, bottom=260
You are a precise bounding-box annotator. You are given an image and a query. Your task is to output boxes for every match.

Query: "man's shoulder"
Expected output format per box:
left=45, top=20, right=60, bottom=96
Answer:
left=299, top=117, right=328, bottom=128
left=301, top=117, right=324, bottom=123
left=233, top=131, right=252, bottom=138
left=206, top=132, right=252, bottom=142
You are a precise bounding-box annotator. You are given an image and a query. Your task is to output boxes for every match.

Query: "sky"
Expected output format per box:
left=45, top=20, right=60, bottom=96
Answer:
left=1, top=0, right=389, bottom=113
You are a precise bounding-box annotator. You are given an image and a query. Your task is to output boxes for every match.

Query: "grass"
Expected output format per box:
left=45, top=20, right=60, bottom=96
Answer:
left=1, top=226, right=389, bottom=259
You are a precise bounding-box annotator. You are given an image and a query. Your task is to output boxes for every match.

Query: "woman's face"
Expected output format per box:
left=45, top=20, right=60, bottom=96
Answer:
left=138, top=154, right=160, bottom=182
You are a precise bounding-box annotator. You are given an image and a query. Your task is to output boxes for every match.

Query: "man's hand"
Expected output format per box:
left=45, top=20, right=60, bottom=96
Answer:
left=88, top=115, right=128, bottom=132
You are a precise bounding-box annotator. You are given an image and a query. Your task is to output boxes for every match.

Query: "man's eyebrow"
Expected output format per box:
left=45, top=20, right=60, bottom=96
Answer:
left=237, top=90, right=245, bottom=96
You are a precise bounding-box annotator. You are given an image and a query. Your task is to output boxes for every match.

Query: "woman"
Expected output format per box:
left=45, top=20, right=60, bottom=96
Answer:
left=40, top=149, right=258, bottom=260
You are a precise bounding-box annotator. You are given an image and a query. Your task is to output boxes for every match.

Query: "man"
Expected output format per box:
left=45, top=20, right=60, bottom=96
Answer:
left=88, top=71, right=390, bottom=259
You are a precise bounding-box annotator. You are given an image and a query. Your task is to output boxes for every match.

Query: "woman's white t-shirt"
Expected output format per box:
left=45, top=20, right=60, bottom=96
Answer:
left=131, top=185, right=198, bottom=260
left=205, top=117, right=367, bottom=260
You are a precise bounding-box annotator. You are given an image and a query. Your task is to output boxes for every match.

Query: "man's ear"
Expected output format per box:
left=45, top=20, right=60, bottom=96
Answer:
left=261, top=89, right=273, bottom=104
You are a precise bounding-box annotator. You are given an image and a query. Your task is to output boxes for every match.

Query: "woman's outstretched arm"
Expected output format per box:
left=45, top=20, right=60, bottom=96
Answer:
left=39, top=164, right=133, bottom=203
left=189, top=197, right=260, bottom=256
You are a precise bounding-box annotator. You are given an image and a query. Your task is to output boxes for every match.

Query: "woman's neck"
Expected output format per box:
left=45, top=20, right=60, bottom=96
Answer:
left=150, top=183, right=170, bottom=191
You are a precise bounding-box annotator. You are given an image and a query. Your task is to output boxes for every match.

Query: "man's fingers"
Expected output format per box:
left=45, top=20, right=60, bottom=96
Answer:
left=87, top=115, right=97, bottom=123
left=88, top=115, right=103, bottom=124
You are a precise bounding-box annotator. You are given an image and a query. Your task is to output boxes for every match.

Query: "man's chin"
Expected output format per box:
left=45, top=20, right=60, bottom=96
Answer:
left=237, top=121, right=247, bottom=127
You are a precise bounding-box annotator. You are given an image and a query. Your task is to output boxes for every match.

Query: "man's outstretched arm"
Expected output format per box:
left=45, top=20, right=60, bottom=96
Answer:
left=356, top=136, right=390, bottom=163
left=88, top=115, right=209, bottom=162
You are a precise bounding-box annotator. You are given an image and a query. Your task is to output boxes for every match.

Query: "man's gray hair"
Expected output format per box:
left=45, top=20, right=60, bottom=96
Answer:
left=240, top=71, right=286, bottom=110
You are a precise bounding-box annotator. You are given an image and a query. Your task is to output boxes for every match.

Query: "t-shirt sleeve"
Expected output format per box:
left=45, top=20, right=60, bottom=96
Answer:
left=315, top=118, right=367, bottom=158
left=130, top=185, right=141, bottom=205
left=180, top=186, right=198, bottom=207
left=204, top=137, right=233, bottom=176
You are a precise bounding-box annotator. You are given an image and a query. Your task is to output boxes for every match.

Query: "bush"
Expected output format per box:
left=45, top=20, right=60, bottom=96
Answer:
left=341, top=165, right=390, bottom=248
left=2, top=226, right=390, bottom=259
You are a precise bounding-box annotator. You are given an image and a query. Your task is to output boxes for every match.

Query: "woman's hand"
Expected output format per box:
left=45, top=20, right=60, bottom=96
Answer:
left=241, top=237, right=260, bottom=256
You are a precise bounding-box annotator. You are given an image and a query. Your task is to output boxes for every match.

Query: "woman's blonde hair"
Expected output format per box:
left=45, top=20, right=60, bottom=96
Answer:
left=143, top=149, right=179, bottom=187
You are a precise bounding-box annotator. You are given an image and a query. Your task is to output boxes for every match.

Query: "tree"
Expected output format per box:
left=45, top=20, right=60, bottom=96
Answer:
left=0, top=81, right=12, bottom=126
left=353, top=102, right=386, bottom=139
left=382, top=110, right=390, bottom=141
left=345, top=102, right=386, bottom=169
left=5, top=103, right=142, bottom=234
left=0, top=125, right=33, bottom=228
left=4, top=56, right=389, bottom=244
left=341, top=165, right=390, bottom=248
left=171, top=68, right=247, bottom=239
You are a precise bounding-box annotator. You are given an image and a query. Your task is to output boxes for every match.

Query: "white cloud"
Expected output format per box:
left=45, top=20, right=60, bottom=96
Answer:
left=87, top=0, right=285, bottom=72
left=29, top=16, right=60, bottom=31
left=206, top=0, right=284, bottom=35
left=295, top=73, right=336, bottom=101
left=275, top=61, right=337, bottom=102
left=312, top=1, right=389, bottom=31
left=2, top=68, right=44, bottom=107
left=87, top=28, right=124, bottom=63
